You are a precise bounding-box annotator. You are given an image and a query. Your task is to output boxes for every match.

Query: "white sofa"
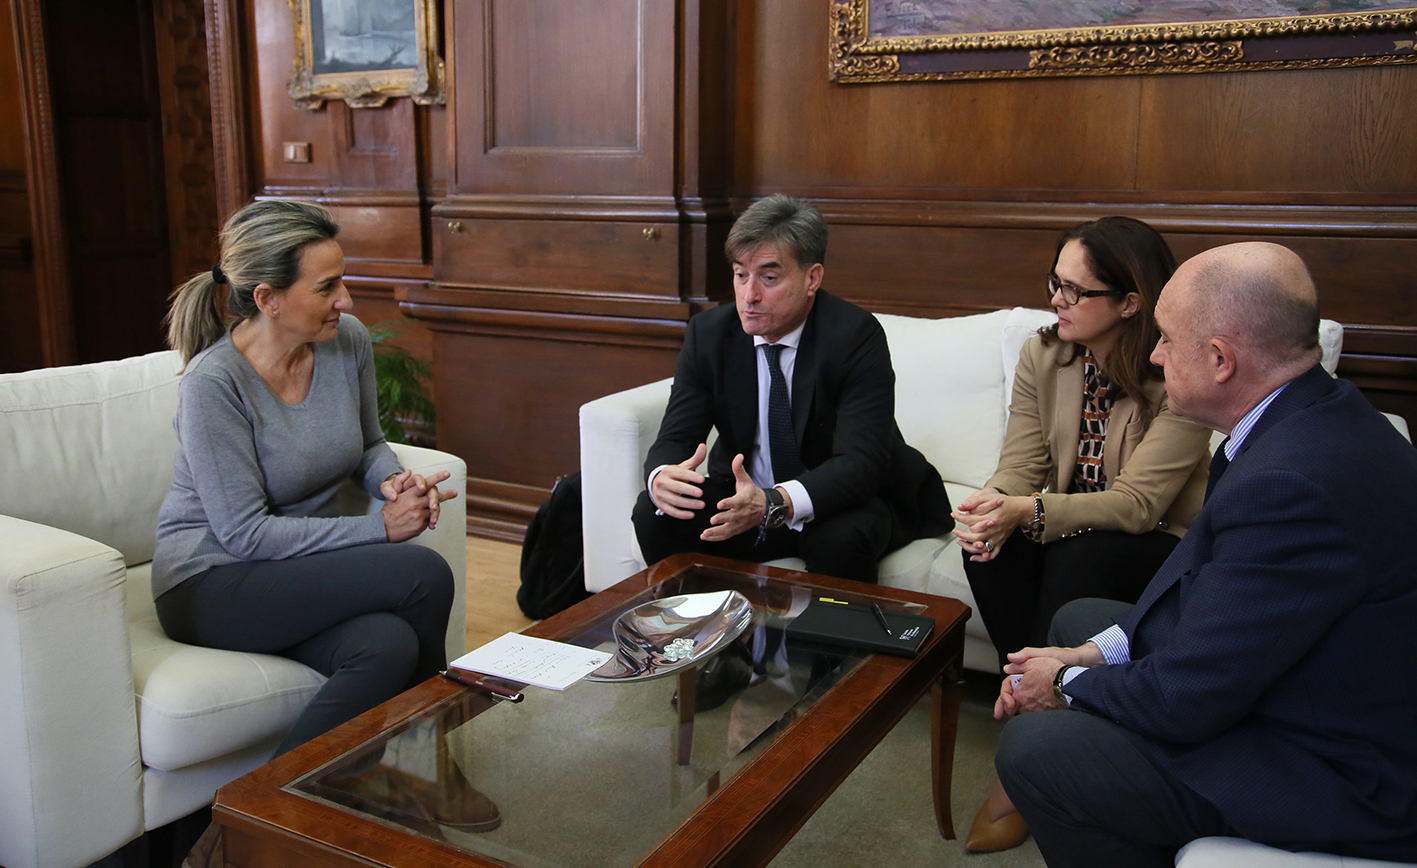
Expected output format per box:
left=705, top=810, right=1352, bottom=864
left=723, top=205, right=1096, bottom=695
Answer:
left=579, top=307, right=1352, bottom=675
left=0, top=350, right=468, bottom=868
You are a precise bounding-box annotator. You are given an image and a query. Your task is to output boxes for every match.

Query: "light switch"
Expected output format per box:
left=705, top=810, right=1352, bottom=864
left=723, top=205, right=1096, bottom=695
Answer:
left=283, top=142, right=311, bottom=163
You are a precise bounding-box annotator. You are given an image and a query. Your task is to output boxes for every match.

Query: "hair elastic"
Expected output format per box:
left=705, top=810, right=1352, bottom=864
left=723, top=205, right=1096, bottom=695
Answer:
left=211, top=265, right=228, bottom=285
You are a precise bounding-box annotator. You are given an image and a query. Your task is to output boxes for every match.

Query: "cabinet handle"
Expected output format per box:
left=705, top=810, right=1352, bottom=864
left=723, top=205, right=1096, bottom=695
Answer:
left=643, top=227, right=658, bottom=240
left=448, top=221, right=463, bottom=232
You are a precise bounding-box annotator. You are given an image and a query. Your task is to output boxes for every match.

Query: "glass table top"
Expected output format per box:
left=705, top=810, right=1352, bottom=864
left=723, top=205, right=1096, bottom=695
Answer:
left=284, top=565, right=925, bottom=868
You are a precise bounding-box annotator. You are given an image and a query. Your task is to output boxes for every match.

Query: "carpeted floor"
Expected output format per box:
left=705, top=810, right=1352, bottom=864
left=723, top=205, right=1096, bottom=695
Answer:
left=769, top=671, right=1043, bottom=868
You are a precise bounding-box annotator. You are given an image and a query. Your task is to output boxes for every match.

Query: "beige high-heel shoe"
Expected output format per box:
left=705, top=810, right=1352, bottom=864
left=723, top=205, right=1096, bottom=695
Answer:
left=964, top=781, right=1030, bottom=853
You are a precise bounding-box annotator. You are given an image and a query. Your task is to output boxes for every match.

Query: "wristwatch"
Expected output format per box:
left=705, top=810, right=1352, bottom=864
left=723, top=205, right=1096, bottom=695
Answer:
left=762, top=487, right=790, bottom=529
left=1023, top=493, right=1046, bottom=542
left=1052, top=665, right=1072, bottom=707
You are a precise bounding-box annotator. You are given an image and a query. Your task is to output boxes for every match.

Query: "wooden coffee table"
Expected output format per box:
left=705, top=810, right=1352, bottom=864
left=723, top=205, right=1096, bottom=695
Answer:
left=214, top=554, right=970, bottom=868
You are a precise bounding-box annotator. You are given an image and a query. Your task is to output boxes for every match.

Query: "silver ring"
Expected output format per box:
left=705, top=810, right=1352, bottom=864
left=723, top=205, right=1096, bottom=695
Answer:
left=984, top=540, right=994, bottom=552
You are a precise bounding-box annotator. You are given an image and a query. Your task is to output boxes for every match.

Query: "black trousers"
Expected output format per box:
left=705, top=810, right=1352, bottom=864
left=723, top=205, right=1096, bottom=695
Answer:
left=631, top=476, right=893, bottom=583
left=995, top=599, right=1233, bottom=868
left=964, top=528, right=1178, bottom=670
left=156, top=543, right=454, bottom=755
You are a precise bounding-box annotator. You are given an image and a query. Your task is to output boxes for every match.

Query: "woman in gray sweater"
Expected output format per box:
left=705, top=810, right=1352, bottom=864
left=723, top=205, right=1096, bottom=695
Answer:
left=154, top=200, right=460, bottom=762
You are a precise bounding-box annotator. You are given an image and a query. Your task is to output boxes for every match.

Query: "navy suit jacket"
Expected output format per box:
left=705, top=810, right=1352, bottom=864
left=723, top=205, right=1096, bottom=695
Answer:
left=1067, top=365, right=1417, bottom=860
left=645, top=290, right=951, bottom=547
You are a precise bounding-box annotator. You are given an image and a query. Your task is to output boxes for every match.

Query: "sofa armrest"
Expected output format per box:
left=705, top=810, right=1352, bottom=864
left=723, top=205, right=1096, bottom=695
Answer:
left=0, top=516, right=144, bottom=868
left=579, top=379, right=675, bottom=592
left=388, top=443, right=469, bottom=660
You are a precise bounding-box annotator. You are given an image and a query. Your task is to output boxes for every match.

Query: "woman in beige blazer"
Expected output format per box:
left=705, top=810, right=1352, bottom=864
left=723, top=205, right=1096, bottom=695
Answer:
left=955, top=216, right=1212, bottom=853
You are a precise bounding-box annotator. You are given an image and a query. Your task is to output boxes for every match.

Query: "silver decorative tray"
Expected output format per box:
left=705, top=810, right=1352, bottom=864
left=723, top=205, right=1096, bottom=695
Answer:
left=585, top=590, right=755, bottom=682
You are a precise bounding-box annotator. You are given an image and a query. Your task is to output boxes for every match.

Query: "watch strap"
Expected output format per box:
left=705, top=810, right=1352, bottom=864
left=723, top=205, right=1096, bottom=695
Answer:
left=1052, top=665, right=1072, bottom=707
left=1023, top=493, right=1046, bottom=542
left=762, top=487, right=788, bottom=529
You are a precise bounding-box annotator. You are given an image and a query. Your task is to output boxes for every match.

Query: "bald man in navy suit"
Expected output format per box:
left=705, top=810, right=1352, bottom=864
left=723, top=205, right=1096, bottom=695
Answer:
left=991, top=242, right=1417, bottom=866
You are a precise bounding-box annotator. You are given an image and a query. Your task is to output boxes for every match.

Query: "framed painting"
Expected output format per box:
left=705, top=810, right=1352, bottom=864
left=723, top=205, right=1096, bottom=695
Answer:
left=829, top=0, right=1417, bottom=82
left=289, top=0, right=445, bottom=108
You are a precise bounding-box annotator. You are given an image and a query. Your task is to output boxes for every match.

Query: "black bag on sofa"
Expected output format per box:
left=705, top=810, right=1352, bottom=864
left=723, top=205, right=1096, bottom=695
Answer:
left=517, top=472, right=591, bottom=619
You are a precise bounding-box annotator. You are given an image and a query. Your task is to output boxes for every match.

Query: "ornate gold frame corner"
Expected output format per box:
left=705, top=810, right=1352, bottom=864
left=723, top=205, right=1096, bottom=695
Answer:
left=288, top=0, right=446, bottom=109
left=829, top=0, right=1417, bottom=83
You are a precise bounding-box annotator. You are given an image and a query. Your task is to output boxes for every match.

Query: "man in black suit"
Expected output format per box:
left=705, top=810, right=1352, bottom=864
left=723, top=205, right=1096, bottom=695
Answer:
left=992, top=242, right=1417, bottom=866
left=631, top=194, right=950, bottom=583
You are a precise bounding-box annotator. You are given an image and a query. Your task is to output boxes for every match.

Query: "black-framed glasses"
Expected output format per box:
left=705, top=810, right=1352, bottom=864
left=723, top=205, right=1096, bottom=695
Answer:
left=1047, top=274, right=1124, bottom=306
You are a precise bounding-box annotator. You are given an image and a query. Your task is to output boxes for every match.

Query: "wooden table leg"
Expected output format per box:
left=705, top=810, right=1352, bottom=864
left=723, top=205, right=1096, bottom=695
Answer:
left=677, top=667, right=698, bottom=766
left=930, top=665, right=964, bottom=839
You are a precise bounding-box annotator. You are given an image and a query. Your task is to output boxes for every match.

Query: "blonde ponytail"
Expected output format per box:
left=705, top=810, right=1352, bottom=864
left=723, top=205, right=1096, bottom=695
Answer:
left=165, top=271, right=228, bottom=364
left=164, top=200, right=340, bottom=364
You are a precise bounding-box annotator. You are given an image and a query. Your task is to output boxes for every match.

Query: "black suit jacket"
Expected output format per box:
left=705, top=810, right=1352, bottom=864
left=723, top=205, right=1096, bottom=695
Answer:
left=645, top=290, right=951, bottom=548
left=1068, top=365, right=1417, bottom=860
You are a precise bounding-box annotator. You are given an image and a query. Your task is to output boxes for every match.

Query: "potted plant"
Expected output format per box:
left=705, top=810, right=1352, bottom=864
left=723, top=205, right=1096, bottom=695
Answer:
left=368, top=320, right=435, bottom=445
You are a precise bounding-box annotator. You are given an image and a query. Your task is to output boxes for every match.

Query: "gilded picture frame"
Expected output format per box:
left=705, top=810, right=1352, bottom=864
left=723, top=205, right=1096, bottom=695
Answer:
left=830, top=0, right=1417, bottom=82
left=289, top=0, right=445, bottom=108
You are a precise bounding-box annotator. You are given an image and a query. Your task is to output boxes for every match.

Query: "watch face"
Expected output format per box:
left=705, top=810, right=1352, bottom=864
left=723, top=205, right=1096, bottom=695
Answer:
left=762, top=488, right=787, bottom=529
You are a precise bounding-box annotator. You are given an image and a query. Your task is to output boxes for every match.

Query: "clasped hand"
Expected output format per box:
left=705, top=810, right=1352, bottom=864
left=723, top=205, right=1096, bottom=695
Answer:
left=650, top=444, right=769, bottom=541
left=993, top=642, right=1105, bottom=719
left=381, top=469, right=457, bottom=542
left=951, top=488, right=1030, bottom=562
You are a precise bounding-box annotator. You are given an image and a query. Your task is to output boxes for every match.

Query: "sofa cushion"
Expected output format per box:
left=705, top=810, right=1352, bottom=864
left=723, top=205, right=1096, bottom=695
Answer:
left=0, top=351, right=183, bottom=567
left=1000, top=308, right=1060, bottom=413
left=877, top=309, right=1013, bottom=490
left=125, top=564, right=324, bottom=771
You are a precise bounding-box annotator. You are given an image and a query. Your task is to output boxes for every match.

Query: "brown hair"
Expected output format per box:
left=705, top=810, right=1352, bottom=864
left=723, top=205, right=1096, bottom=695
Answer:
left=1039, top=216, right=1177, bottom=419
left=165, top=199, right=340, bottom=363
left=725, top=194, right=828, bottom=267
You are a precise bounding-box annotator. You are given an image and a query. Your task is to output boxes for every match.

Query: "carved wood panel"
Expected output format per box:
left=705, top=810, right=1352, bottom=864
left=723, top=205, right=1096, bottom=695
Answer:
left=450, top=0, right=676, bottom=196
left=154, top=0, right=220, bottom=285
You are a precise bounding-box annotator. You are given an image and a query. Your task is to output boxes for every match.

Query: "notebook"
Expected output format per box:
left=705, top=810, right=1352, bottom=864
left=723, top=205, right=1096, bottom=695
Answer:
left=785, top=597, right=934, bottom=657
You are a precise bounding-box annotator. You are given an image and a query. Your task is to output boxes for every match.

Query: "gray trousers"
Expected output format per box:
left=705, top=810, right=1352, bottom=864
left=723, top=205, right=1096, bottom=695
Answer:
left=994, top=598, right=1234, bottom=868
left=156, top=543, right=454, bottom=756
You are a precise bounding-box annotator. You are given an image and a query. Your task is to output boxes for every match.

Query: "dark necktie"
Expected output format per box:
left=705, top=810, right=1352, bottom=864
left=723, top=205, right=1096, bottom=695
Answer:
left=764, top=343, right=804, bottom=483
left=1205, top=438, right=1231, bottom=501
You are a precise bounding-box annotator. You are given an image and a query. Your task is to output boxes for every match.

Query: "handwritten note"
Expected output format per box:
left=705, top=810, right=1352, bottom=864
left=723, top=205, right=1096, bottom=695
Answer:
left=450, top=633, right=611, bottom=691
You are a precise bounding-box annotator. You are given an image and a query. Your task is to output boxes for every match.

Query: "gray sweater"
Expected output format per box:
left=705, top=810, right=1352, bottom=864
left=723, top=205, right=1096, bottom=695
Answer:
left=152, top=314, right=402, bottom=598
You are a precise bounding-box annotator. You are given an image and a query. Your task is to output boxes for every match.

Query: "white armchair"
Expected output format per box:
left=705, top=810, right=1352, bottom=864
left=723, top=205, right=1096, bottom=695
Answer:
left=0, top=350, right=467, bottom=868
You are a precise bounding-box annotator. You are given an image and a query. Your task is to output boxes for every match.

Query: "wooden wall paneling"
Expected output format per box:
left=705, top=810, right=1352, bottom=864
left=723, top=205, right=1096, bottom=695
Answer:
left=676, top=0, right=735, bottom=307
left=204, top=0, right=255, bottom=222
left=327, top=98, right=419, bottom=192
left=1135, top=66, right=1417, bottom=200
left=251, top=0, right=332, bottom=194
left=10, top=0, right=75, bottom=366
left=415, top=0, right=720, bottom=536
left=450, top=0, right=676, bottom=197
left=419, top=314, right=684, bottom=542
left=47, top=0, right=173, bottom=363
left=0, top=0, right=42, bottom=372
left=0, top=0, right=22, bottom=169
left=153, top=0, right=219, bottom=287
left=436, top=216, right=681, bottom=296
left=0, top=169, right=42, bottom=372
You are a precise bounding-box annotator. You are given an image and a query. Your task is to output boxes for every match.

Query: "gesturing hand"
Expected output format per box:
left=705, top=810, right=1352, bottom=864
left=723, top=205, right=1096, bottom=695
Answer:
left=702, top=453, right=767, bottom=542
left=651, top=443, right=709, bottom=519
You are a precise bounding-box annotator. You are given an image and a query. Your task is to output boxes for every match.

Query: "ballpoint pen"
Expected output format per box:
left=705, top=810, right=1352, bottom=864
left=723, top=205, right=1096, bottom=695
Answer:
left=440, top=669, right=525, bottom=703
left=870, top=602, right=896, bottom=639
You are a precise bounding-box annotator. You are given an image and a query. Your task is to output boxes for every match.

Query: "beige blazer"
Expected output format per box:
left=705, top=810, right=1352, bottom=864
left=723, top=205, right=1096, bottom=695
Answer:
left=986, top=335, right=1211, bottom=543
